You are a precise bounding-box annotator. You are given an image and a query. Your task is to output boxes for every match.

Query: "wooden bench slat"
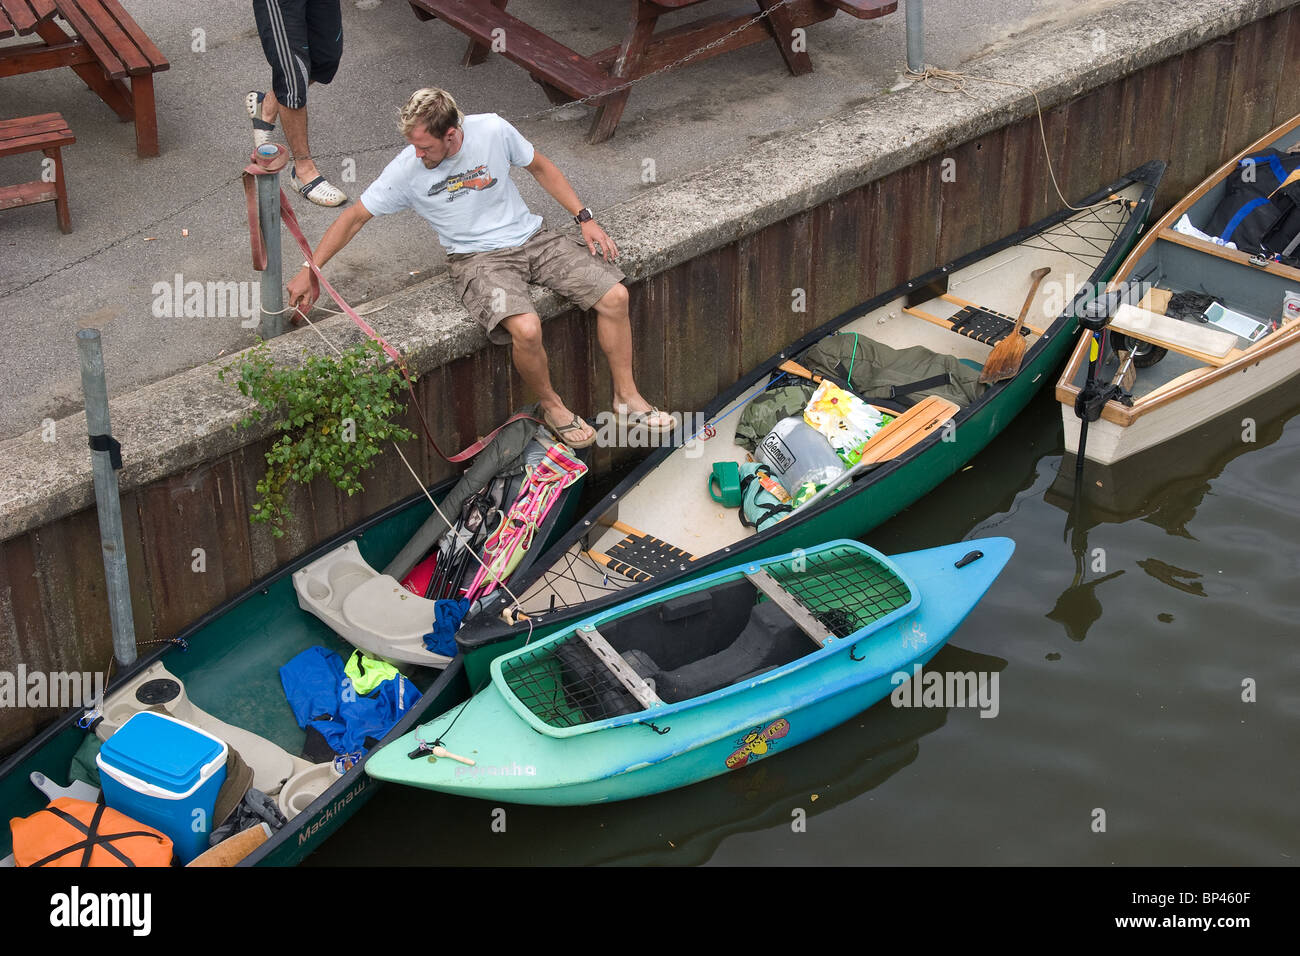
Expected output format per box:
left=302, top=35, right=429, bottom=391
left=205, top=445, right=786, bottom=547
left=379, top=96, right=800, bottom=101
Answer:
left=53, top=0, right=126, bottom=77
left=823, top=0, right=899, bottom=19
left=0, top=111, right=67, bottom=133
left=98, top=0, right=167, bottom=70
left=0, top=180, right=60, bottom=211
left=2, top=0, right=39, bottom=33
left=64, top=0, right=149, bottom=75
left=409, top=0, right=616, bottom=100
left=0, top=129, right=76, bottom=157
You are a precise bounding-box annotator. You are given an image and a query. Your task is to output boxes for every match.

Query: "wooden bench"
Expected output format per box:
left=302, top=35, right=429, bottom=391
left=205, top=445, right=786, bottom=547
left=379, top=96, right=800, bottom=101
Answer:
left=409, top=0, right=897, bottom=143
left=0, top=113, right=75, bottom=233
left=0, top=0, right=168, bottom=157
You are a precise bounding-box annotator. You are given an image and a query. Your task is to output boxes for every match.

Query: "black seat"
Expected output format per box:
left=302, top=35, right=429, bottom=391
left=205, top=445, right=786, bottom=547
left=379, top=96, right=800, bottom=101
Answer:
left=648, top=600, right=813, bottom=704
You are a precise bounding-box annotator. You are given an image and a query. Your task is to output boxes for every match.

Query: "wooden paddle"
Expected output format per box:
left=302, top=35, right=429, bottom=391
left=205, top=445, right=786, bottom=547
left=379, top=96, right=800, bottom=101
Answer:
left=978, top=266, right=1051, bottom=384
left=778, top=359, right=848, bottom=389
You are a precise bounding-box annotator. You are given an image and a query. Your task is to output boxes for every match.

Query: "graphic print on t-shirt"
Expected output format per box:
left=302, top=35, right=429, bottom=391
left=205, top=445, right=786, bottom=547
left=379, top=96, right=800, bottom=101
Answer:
left=428, top=163, right=498, bottom=200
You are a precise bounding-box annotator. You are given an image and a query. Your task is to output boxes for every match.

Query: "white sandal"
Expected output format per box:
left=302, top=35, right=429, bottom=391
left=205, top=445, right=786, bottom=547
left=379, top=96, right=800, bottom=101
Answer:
left=245, top=91, right=276, bottom=147
left=290, top=168, right=348, bottom=207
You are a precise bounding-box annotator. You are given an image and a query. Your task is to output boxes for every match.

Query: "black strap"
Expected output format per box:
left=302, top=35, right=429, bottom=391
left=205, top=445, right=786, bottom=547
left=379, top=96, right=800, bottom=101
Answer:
left=887, top=373, right=951, bottom=400
left=88, top=433, right=123, bottom=470
left=1074, top=379, right=1133, bottom=422
left=29, top=803, right=159, bottom=867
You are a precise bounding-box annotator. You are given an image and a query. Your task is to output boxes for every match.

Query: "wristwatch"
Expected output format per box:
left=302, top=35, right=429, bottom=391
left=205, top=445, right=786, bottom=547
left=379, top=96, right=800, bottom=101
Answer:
left=573, top=207, right=593, bottom=225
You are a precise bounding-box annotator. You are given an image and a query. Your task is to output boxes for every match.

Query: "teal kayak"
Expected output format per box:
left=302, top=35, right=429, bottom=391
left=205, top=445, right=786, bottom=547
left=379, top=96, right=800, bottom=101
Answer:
left=367, top=536, right=1013, bottom=804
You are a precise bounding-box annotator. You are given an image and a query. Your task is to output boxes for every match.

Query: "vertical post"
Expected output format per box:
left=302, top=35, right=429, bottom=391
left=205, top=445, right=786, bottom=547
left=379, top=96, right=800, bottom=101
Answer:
left=906, top=0, right=924, bottom=74
left=77, top=329, right=137, bottom=669
left=256, top=144, right=288, bottom=339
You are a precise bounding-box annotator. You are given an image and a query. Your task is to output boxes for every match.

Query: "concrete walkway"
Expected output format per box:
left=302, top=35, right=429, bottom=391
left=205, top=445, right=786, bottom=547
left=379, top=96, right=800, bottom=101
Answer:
left=0, top=0, right=1117, bottom=442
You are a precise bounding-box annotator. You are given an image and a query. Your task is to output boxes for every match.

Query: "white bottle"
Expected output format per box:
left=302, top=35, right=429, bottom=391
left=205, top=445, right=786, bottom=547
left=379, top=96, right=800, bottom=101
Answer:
left=756, top=417, right=845, bottom=495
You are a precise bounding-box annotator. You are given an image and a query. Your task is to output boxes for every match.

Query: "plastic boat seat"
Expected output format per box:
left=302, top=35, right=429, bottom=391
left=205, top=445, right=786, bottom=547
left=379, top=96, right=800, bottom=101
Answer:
left=644, top=600, right=813, bottom=704
left=293, top=541, right=452, bottom=668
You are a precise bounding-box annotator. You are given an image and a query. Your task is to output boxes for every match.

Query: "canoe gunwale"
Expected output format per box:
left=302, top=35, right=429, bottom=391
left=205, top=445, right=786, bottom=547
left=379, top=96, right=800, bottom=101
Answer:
left=458, top=160, right=1165, bottom=658
left=489, top=539, right=922, bottom=739
left=1056, top=114, right=1300, bottom=433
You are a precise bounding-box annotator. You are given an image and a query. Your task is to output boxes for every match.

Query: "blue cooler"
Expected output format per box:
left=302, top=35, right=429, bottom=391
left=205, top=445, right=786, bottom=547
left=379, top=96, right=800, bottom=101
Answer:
left=96, top=712, right=228, bottom=864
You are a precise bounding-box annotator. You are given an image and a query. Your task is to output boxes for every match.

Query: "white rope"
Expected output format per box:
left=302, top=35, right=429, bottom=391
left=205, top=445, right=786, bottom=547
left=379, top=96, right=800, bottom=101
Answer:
left=904, top=66, right=1123, bottom=213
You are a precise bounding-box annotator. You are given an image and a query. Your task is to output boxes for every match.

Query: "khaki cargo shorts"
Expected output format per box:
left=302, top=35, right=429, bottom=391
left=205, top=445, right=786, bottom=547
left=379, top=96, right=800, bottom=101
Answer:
left=446, top=228, right=625, bottom=345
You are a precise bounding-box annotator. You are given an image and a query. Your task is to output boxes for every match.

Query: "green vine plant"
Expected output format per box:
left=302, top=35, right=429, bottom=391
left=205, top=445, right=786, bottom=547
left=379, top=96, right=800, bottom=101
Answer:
left=218, top=338, right=417, bottom=537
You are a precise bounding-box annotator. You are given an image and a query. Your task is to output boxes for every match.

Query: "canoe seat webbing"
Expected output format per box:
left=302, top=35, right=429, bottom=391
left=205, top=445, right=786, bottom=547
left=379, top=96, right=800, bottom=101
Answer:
left=589, top=525, right=695, bottom=582
left=948, top=305, right=1033, bottom=346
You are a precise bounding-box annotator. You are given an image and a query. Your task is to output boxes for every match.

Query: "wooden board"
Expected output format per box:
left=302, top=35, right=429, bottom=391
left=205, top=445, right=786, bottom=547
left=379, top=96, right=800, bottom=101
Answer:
left=1109, top=304, right=1239, bottom=362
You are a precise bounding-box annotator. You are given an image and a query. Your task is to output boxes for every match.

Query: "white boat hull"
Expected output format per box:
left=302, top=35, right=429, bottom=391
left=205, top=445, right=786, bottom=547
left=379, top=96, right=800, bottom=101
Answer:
left=1063, top=333, right=1300, bottom=465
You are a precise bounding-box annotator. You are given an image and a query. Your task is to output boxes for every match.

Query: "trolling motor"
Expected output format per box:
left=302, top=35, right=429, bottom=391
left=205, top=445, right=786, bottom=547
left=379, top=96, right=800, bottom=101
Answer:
left=1070, top=292, right=1133, bottom=477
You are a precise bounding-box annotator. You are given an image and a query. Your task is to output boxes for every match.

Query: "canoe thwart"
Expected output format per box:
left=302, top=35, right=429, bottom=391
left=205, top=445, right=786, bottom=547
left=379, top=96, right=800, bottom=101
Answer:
left=745, top=568, right=830, bottom=647
left=576, top=626, right=662, bottom=709
left=1108, top=304, right=1238, bottom=365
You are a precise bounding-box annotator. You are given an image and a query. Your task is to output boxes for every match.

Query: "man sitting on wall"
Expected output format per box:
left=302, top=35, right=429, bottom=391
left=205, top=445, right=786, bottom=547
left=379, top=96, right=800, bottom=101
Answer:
left=287, top=87, right=673, bottom=448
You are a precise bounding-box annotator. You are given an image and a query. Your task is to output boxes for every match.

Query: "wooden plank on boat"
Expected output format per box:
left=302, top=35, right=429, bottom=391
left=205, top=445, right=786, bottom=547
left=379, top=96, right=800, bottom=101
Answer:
left=1158, top=228, right=1300, bottom=282
left=744, top=568, right=829, bottom=647
left=1109, top=304, right=1239, bottom=365
left=575, top=625, right=660, bottom=709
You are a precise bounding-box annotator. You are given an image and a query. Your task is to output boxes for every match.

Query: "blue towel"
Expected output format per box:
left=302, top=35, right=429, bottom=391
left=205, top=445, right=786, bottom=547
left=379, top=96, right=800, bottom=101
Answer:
left=279, top=647, right=418, bottom=757
left=423, top=598, right=470, bottom=655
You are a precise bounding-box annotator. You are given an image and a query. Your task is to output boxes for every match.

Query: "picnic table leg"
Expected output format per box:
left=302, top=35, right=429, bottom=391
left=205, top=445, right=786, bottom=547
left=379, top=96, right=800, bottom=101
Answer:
left=130, top=74, right=160, bottom=157
left=33, top=21, right=133, bottom=121
left=587, top=1, right=657, bottom=145
left=758, top=0, right=814, bottom=75
left=463, top=0, right=510, bottom=66
left=43, top=145, right=71, bottom=234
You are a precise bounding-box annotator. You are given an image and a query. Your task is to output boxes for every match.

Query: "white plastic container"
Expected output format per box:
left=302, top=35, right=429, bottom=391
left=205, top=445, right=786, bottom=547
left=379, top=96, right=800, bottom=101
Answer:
left=1283, top=290, right=1300, bottom=327
left=756, top=417, right=845, bottom=495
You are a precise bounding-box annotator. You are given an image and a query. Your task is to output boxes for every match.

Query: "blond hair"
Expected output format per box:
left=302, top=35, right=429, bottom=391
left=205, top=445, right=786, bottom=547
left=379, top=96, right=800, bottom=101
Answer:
left=399, top=88, right=465, bottom=139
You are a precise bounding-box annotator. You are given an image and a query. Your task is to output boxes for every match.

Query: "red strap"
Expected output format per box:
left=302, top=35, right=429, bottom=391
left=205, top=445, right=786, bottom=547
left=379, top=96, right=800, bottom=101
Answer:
left=241, top=148, right=545, bottom=463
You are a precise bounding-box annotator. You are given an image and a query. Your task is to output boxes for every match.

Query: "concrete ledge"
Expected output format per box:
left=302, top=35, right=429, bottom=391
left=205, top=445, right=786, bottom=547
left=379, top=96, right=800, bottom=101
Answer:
left=0, top=0, right=1293, bottom=542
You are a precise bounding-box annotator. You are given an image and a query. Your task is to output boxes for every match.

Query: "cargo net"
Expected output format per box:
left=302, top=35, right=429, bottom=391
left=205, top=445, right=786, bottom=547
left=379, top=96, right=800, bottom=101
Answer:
left=500, top=634, right=643, bottom=729
left=764, top=545, right=912, bottom=638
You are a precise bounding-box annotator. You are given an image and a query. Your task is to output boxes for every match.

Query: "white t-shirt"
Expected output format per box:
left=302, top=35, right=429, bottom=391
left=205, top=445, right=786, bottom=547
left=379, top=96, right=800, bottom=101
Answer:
left=359, top=113, right=544, bottom=254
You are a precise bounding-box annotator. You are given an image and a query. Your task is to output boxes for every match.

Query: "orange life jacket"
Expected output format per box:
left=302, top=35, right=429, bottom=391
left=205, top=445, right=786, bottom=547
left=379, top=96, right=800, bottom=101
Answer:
left=9, top=797, right=173, bottom=867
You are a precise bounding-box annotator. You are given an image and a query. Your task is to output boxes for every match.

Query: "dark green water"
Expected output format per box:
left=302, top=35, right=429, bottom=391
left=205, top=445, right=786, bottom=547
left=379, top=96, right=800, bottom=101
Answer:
left=306, top=384, right=1300, bottom=866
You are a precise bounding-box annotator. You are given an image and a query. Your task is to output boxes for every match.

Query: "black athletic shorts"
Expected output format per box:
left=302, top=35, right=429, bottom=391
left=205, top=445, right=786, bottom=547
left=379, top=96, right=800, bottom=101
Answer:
left=252, top=0, right=343, bottom=111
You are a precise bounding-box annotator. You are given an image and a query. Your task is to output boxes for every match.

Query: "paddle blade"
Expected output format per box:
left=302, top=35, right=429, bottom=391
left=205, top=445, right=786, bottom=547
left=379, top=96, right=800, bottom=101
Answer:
left=976, top=334, right=1028, bottom=384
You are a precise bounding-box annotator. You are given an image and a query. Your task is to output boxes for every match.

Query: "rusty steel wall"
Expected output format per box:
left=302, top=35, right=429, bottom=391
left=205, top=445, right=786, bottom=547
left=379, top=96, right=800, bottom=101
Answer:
left=3, top=6, right=1299, bottom=754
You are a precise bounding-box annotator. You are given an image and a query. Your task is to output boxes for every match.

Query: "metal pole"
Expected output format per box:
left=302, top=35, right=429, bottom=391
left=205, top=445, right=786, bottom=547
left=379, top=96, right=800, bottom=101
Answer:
left=77, top=329, right=137, bottom=668
left=906, top=0, right=924, bottom=74
left=256, top=143, right=288, bottom=339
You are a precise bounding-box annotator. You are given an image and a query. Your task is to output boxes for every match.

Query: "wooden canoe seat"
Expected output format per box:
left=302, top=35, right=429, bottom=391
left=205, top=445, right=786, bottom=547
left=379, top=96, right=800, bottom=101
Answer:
left=0, top=113, right=75, bottom=233
left=1108, top=304, right=1240, bottom=366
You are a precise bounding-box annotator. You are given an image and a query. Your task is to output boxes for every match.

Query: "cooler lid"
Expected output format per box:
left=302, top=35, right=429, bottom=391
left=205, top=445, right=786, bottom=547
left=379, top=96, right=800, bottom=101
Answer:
left=98, top=712, right=226, bottom=793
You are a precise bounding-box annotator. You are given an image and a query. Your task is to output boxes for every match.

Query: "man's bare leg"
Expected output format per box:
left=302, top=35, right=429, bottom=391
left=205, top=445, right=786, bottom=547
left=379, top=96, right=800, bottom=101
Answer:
left=594, top=283, right=673, bottom=426
left=502, top=311, right=596, bottom=444
left=260, top=90, right=321, bottom=183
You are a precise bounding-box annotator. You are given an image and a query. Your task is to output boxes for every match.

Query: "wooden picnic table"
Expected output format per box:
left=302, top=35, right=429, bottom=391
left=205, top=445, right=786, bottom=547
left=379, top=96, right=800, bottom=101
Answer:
left=408, top=0, right=898, bottom=143
left=0, top=0, right=168, bottom=157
